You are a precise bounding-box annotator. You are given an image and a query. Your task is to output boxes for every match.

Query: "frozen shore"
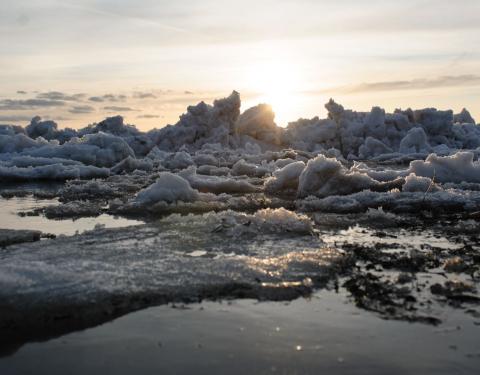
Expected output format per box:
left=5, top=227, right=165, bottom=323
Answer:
left=1, top=92, right=480, bottom=365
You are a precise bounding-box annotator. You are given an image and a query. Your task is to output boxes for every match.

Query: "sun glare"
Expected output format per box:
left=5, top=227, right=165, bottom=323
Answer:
left=244, top=61, right=303, bottom=126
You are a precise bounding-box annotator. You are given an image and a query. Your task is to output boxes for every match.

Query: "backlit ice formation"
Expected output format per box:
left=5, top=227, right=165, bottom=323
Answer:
left=0, top=91, right=479, bottom=213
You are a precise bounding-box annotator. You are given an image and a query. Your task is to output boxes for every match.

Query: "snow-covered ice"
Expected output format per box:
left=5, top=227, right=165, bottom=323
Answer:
left=134, top=172, right=199, bottom=204
left=1, top=90, right=480, bottom=221
left=2, top=91, right=480, bottom=342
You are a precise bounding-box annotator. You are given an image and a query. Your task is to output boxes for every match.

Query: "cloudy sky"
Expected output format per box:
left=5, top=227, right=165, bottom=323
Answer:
left=1, top=0, right=479, bottom=130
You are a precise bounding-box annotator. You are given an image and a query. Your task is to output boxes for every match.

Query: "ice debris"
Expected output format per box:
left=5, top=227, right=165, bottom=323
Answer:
left=134, top=172, right=199, bottom=204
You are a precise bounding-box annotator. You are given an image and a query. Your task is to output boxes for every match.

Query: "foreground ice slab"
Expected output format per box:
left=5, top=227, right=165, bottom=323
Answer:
left=0, top=211, right=341, bottom=336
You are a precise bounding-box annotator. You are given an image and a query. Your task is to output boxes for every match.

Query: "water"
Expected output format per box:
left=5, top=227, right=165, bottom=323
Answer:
left=1, top=186, right=479, bottom=374
left=0, top=197, right=143, bottom=236
left=1, top=293, right=478, bottom=375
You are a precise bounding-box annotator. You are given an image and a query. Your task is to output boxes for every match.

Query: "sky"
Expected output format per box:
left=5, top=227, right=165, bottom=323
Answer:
left=1, top=0, right=479, bottom=130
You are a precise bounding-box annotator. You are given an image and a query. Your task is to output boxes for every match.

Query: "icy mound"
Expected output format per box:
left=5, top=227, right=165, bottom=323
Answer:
left=21, top=132, right=135, bottom=167
left=399, top=127, right=431, bottom=154
left=0, top=124, right=25, bottom=136
left=149, top=91, right=241, bottom=151
left=0, top=133, right=50, bottom=153
left=236, top=104, right=282, bottom=146
left=285, top=117, right=338, bottom=151
left=409, top=151, right=480, bottom=183
left=210, top=208, right=313, bottom=237
left=25, top=116, right=77, bottom=143
left=402, top=174, right=441, bottom=193
left=232, top=159, right=270, bottom=177
left=297, top=155, right=402, bottom=199
left=265, top=161, right=305, bottom=194
left=250, top=207, right=313, bottom=234
left=358, top=137, right=393, bottom=159
left=453, top=108, right=476, bottom=125
left=79, top=115, right=139, bottom=137
left=179, top=166, right=257, bottom=194
left=162, top=151, right=194, bottom=170
left=78, top=116, right=154, bottom=156
left=134, top=172, right=199, bottom=204
left=111, top=156, right=153, bottom=174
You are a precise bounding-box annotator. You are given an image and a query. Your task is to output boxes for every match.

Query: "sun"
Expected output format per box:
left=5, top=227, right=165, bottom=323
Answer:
left=244, top=61, right=302, bottom=126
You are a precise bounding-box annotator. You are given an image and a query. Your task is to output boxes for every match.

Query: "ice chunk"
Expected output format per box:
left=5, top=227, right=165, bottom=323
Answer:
left=193, top=153, right=220, bottom=167
left=273, top=158, right=297, bottom=169
left=111, top=156, right=153, bottom=174
left=78, top=116, right=155, bottom=156
left=409, top=151, right=480, bottom=183
left=0, top=124, right=25, bottom=136
left=25, top=117, right=57, bottom=140
left=236, top=104, right=282, bottom=145
left=351, top=162, right=406, bottom=182
left=451, top=123, right=480, bottom=149
left=146, top=146, right=170, bottom=160
left=243, top=142, right=263, bottom=155
left=179, top=166, right=257, bottom=194
left=23, top=132, right=135, bottom=167
left=453, top=108, right=475, bottom=125
left=252, top=207, right=313, bottom=234
left=79, top=115, right=137, bottom=137
left=297, top=155, right=381, bottom=198
left=364, top=107, right=386, bottom=139
left=265, top=161, right=305, bottom=194
left=413, top=108, right=453, bottom=136
left=163, top=151, right=194, bottom=170
left=196, top=164, right=231, bottom=176
left=402, top=173, right=441, bottom=193
left=134, top=172, right=199, bottom=204
left=212, top=208, right=313, bottom=237
left=151, top=91, right=241, bottom=151
left=358, top=137, right=393, bottom=159
left=232, top=159, right=270, bottom=177
left=0, top=133, right=48, bottom=153
left=26, top=116, right=77, bottom=143
left=399, top=127, right=431, bottom=154
left=285, top=117, right=338, bottom=152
